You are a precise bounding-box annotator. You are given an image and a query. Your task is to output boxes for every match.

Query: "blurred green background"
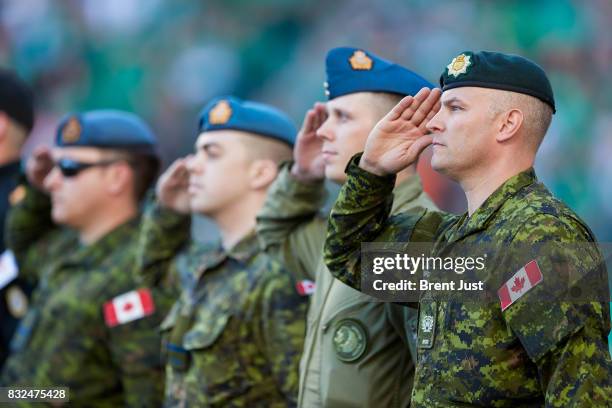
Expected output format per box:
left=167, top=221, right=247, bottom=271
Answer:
left=1, top=0, right=611, bottom=240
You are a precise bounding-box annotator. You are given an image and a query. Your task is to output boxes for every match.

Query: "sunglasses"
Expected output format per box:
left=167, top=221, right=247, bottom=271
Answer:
left=55, top=158, right=122, bottom=178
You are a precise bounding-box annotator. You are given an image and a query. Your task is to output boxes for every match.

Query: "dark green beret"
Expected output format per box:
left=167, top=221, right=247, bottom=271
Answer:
left=440, top=51, right=555, bottom=113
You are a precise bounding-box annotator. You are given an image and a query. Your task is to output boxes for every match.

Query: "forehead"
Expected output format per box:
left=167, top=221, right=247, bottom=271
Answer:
left=195, top=130, right=251, bottom=149
left=52, top=146, right=106, bottom=161
left=441, top=87, right=496, bottom=104
left=327, top=92, right=375, bottom=111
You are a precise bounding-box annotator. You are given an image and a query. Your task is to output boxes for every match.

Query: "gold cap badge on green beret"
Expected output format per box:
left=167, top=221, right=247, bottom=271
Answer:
left=62, top=117, right=82, bottom=143
left=447, top=54, right=472, bottom=78
left=208, top=100, right=233, bottom=125
left=349, top=50, right=373, bottom=71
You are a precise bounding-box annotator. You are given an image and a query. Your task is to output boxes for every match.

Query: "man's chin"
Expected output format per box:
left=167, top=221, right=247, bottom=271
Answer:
left=324, top=166, right=346, bottom=185
left=189, top=200, right=215, bottom=216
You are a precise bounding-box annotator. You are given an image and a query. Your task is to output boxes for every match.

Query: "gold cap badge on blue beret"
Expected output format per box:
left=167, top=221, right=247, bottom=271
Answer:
left=446, top=54, right=472, bottom=78
left=62, top=117, right=81, bottom=143
left=349, top=50, right=373, bottom=71
left=208, top=100, right=233, bottom=125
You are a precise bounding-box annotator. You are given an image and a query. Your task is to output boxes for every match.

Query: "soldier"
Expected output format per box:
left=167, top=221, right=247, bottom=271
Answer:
left=256, top=47, right=436, bottom=407
left=0, top=68, right=34, bottom=369
left=1, top=110, right=169, bottom=406
left=135, top=96, right=307, bottom=406
left=324, top=51, right=612, bottom=406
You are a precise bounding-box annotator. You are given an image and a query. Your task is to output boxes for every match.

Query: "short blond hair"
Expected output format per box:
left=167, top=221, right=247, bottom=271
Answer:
left=239, top=132, right=293, bottom=164
left=490, top=91, right=553, bottom=150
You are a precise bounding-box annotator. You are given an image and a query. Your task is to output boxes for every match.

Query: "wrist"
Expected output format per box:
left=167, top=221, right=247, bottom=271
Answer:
left=290, top=162, right=324, bottom=183
left=358, top=154, right=389, bottom=177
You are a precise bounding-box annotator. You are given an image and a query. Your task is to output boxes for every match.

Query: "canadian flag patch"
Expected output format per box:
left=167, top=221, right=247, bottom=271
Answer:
left=296, top=279, right=316, bottom=296
left=498, top=260, right=543, bottom=312
left=104, top=288, right=155, bottom=327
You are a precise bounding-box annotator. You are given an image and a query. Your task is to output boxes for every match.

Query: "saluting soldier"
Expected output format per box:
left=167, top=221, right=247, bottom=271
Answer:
left=0, top=68, right=34, bottom=370
left=324, top=51, right=612, bottom=406
left=1, top=110, right=170, bottom=406
left=256, top=47, right=436, bottom=407
left=135, top=96, right=308, bottom=407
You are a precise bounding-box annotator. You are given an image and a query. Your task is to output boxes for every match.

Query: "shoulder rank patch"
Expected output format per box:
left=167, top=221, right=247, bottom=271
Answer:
left=208, top=100, right=232, bottom=125
left=6, top=286, right=28, bottom=318
left=296, top=279, right=316, bottom=296
left=9, top=185, right=26, bottom=206
left=447, top=54, right=471, bottom=78
left=498, top=260, right=543, bottom=312
left=104, top=288, right=155, bottom=327
left=62, top=117, right=82, bottom=143
left=349, top=50, right=373, bottom=71
left=333, top=318, right=368, bottom=362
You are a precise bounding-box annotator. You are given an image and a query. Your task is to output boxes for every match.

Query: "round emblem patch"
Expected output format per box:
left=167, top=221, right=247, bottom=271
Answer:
left=332, top=319, right=368, bottom=363
left=6, top=286, right=28, bottom=319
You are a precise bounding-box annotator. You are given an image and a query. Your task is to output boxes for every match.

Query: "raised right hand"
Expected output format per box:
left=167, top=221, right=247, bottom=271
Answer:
left=156, top=157, right=191, bottom=214
left=25, top=146, right=54, bottom=191
left=290, top=102, right=327, bottom=182
left=360, top=87, right=441, bottom=176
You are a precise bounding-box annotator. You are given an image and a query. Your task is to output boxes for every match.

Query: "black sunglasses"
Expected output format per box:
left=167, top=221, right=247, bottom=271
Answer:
left=55, top=158, right=122, bottom=178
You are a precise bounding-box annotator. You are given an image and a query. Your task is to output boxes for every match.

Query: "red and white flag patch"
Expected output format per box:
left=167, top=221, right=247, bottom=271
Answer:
left=296, top=279, right=316, bottom=296
left=104, top=288, right=155, bottom=327
left=498, top=260, right=543, bottom=312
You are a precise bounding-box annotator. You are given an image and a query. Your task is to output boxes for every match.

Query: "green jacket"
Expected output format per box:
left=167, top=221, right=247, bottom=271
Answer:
left=324, top=155, right=612, bottom=407
left=136, top=201, right=307, bottom=407
left=257, top=163, right=436, bottom=407
left=1, top=185, right=168, bottom=407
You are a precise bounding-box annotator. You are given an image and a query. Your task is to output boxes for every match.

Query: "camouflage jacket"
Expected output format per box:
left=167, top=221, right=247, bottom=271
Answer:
left=0, top=161, right=33, bottom=369
left=136, top=201, right=307, bottom=407
left=1, top=185, right=169, bottom=407
left=324, top=155, right=612, bottom=407
left=257, top=162, right=436, bottom=407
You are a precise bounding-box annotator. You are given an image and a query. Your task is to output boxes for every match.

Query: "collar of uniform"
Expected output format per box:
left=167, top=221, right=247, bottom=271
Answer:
left=195, top=230, right=260, bottom=274
left=61, top=216, right=140, bottom=269
left=445, top=167, right=537, bottom=242
left=0, top=160, right=21, bottom=179
left=391, top=174, right=424, bottom=213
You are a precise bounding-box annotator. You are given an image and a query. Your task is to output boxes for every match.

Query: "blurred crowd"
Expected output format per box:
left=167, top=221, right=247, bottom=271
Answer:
left=1, top=0, right=611, bottom=240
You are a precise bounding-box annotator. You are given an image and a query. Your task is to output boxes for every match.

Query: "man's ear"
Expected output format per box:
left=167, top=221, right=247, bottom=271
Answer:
left=496, top=108, right=524, bottom=143
left=247, top=159, right=278, bottom=190
left=105, top=162, right=134, bottom=196
left=0, top=113, right=9, bottom=142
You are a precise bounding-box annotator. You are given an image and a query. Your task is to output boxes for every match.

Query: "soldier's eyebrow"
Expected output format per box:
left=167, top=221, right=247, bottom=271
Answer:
left=442, top=97, right=466, bottom=107
left=331, top=107, right=352, bottom=119
left=197, top=141, right=223, bottom=154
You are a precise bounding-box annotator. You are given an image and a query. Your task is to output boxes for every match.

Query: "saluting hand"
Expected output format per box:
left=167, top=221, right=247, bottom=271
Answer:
left=25, top=146, right=54, bottom=191
left=291, top=102, right=328, bottom=182
left=156, top=156, right=191, bottom=214
left=360, top=87, right=441, bottom=176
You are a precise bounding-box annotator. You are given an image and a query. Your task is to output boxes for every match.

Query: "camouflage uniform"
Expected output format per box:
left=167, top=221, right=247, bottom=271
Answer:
left=324, top=155, right=612, bottom=407
left=136, top=200, right=307, bottom=407
left=257, top=162, right=436, bottom=407
left=1, top=185, right=169, bottom=407
left=1, top=162, right=32, bottom=369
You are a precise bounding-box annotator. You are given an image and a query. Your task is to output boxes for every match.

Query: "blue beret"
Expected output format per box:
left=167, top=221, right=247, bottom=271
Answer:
left=198, top=96, right=296, bottom=147
left=324, top=47, right=434, bottom=100
left=56, top=110, right=159, bottom=157
left=440, top=51, right=556, bottom=113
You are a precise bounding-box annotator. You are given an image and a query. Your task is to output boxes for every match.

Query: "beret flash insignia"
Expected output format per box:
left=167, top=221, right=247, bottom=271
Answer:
left=208, top=100, right=233, bottom=125
left=62, top=117, right=82, bottom=143
left=349, top=50, right=373, bottom=71
left=447, top=54, right=471, bottom=78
